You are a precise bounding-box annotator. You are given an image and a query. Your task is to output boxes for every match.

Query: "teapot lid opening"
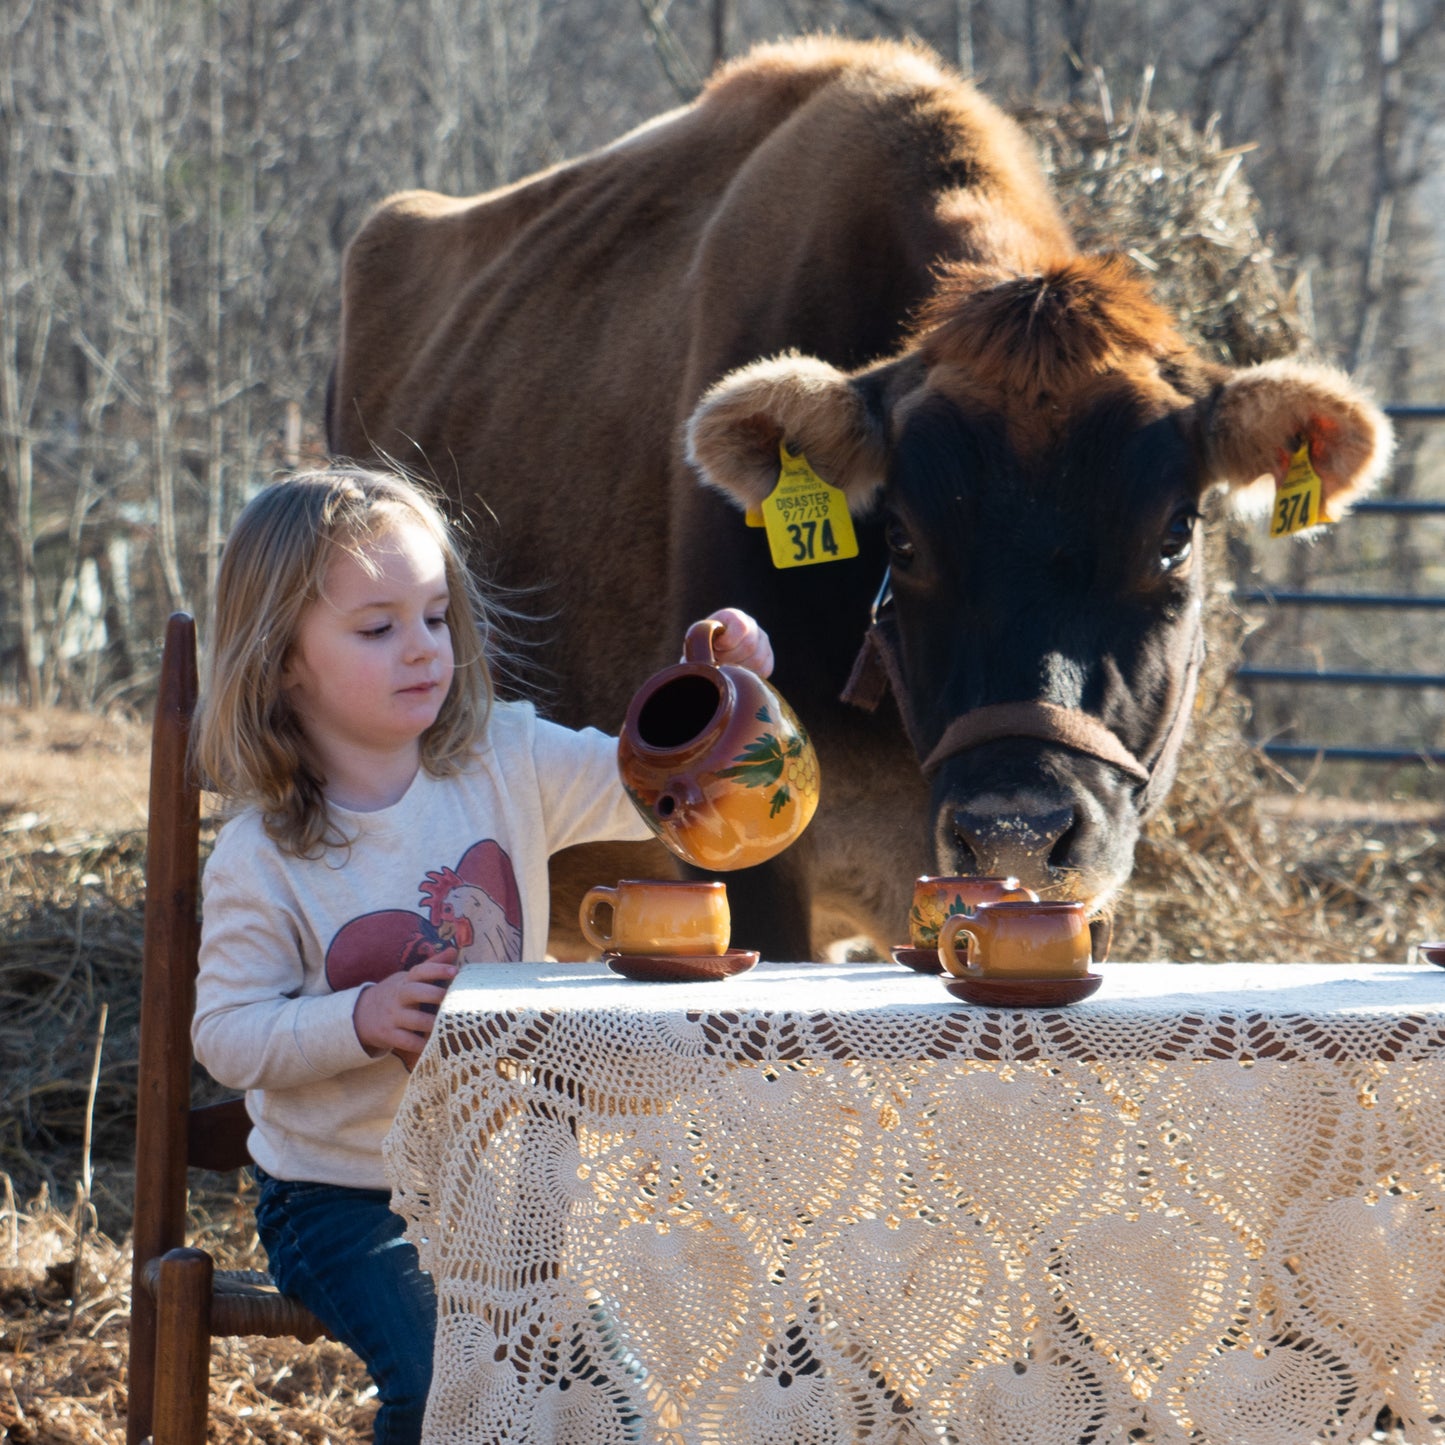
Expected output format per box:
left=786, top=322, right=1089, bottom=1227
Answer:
left=634, top=672, right=725, bottom=753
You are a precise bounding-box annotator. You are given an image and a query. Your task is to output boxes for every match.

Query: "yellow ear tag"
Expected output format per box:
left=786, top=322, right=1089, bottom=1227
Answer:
left=1269, top=442, right=1328, bottom=538
left=744, top=504, right=765, bottom=527
left=760, top=442, right=859, bottom=568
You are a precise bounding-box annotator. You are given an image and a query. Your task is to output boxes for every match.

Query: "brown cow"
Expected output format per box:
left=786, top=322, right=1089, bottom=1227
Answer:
left=329, top=37, right=1391, bottom=961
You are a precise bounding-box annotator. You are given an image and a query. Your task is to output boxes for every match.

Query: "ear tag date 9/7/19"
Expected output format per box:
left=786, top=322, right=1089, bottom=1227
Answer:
left=755, top=442, right=859, bottom=568
left=1269, top=441, right=1328, bottom=538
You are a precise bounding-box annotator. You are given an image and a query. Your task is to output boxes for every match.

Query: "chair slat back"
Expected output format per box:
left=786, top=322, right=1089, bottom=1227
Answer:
left=134, top=612, right=201, bottom=1263
left=128, top=613, right=201, bottom=1444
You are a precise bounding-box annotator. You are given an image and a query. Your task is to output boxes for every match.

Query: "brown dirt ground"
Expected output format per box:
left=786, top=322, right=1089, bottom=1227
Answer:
left=0, top=706, right=152, bottom=840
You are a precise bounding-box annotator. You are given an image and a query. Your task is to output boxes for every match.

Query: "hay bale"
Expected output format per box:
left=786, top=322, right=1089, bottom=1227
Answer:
left=1024, top=102, right=1306, bottom=368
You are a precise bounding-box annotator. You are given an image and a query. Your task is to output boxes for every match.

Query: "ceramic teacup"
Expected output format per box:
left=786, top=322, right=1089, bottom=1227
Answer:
left=909, top=875, right=1038, bottom=948
left=579, top=879, right=730, bottom=957
left=937, top=899, right=1091, bottom=979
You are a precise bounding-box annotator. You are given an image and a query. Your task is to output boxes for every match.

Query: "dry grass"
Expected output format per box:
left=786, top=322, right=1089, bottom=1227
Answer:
left=0, top=707, right=152, bottom=841
left=0, top=1184, right=377, bottom=1443
left=2, top=97, right=1440, bottom=1445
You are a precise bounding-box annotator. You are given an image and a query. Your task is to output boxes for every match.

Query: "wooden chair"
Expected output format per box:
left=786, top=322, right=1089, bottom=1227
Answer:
left=127, top=612, right=329, bottom=1445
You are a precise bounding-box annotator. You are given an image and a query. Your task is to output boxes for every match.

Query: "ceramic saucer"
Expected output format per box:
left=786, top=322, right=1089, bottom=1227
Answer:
left=942, top=972, right=1103, bottom=1007
left=1411, top=941, right=1445, bottom=968
left=891, top=945, right=944, bottom=974
left=605, top=949, right=760, bottom=982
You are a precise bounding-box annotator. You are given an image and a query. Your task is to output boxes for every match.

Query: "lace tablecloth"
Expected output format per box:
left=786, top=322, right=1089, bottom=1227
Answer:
left=385, top=962, right=1445, bottom=1444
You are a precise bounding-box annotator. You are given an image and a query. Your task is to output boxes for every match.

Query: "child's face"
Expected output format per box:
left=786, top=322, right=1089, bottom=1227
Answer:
left=283, top=520, right=455, bottom=769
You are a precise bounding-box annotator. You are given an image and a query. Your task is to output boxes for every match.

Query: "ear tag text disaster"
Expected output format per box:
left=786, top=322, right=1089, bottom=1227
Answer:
left=1269, top=441, right=1329, bottom=538
left=756, top=442, right=859, bottom=568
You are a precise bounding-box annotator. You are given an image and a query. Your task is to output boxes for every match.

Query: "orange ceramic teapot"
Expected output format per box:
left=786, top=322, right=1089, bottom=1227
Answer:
left=617, top=619, right=819, bottom=871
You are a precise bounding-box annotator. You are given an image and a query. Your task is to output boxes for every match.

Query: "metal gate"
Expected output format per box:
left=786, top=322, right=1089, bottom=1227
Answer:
left=1233, top=405, right=1445, bottom=767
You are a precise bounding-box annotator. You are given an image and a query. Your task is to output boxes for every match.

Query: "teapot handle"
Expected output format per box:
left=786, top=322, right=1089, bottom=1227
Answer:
left=683, top=618, right=723, bottom=666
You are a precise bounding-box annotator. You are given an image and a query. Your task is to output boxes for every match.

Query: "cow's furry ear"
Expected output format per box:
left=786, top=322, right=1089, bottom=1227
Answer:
left=1207, top=359, right=1393, bottom=522
left=686, top=353, right=888, bottom=511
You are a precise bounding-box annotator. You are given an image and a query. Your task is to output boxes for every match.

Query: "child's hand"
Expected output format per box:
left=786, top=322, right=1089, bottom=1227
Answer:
left=705, top=608, right=774, bottom=678
left=353, top=950, right=459, bottom=1069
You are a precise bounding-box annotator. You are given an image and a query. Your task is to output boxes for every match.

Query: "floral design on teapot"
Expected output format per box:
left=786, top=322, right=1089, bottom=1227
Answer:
left=716, top=705, right=816, bottom=820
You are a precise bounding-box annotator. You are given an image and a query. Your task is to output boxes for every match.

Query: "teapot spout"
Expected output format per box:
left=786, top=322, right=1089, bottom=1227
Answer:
left=650, top=778, right=749, bottom=869
left=655, top=777, right=706, bottom=826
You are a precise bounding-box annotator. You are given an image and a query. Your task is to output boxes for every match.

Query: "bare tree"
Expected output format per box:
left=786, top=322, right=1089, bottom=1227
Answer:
left=636, top=0, right=706, bottom=101
left=3, top=0, right=1440, bottom=720
left=0, top=2, right=62, bottom=705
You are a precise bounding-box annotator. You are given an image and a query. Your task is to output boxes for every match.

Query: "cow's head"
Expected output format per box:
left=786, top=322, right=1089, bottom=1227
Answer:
left=686, top=256, right=1392, bottom=918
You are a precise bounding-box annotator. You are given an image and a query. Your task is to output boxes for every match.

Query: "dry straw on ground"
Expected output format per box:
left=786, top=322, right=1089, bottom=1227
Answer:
left=1, top=93, right=1435, bottom=1444
left=0, top=1183, right=378, bottom=1443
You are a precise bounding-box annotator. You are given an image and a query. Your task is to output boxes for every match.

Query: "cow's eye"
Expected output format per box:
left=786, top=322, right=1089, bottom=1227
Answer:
left=885, top=517, right=916, bottom=564
left=1160, top=510, right=1197, bottom=570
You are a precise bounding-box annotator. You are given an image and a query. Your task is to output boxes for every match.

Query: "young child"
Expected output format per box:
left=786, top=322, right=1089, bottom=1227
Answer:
left=190, top=465, right=773, bottom=1445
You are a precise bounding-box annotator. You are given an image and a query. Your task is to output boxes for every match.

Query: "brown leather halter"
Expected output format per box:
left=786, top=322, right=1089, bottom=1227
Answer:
left=840, top=569, right=1205, bottom=820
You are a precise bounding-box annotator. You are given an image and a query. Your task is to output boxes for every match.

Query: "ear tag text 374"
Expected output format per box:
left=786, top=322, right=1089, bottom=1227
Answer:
left=1269, top=442, right=1327, bottom=538
left=759, top=442, right=859, bottom=568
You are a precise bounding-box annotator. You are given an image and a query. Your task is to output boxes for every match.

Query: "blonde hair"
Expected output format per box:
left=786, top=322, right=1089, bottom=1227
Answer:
left=193, top=466, right=497, bottom=857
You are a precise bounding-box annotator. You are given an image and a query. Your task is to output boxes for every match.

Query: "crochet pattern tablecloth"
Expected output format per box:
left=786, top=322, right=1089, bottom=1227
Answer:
left=385, top=961, right=1445, bottom=1444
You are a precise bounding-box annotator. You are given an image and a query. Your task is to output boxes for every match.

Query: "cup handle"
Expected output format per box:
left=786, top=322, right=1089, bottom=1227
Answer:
left=579, top=886, right=618, bottom=952
left=937, top=913, right=981, bottom=978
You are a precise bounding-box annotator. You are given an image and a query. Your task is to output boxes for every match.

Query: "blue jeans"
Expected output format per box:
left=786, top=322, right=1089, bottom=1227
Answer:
left=254, top=1168, right=436, bottom=1445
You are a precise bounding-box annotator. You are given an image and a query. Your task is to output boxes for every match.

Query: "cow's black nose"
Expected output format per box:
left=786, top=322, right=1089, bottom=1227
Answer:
left=951, top=805, right=1076, bottom=880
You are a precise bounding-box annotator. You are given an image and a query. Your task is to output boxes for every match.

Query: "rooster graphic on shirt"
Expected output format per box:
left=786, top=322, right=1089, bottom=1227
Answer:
left=323, top=838, right=523, bottom=991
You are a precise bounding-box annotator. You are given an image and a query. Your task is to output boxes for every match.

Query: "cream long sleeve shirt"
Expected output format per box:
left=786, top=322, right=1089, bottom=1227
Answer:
left=192, top=701, right=650, bottom=1189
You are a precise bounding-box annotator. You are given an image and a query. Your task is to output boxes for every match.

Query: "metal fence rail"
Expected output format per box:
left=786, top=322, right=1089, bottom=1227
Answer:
left=1234, top=590, right=1445, bottom=609
left=1259, top=744, right=1445, bottom=764
left=1233, top=403, right=1444, bottom=767
left=1236, top=668, right=1445, bottom=689
left=1351, top=499, right=1445, bottom=514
